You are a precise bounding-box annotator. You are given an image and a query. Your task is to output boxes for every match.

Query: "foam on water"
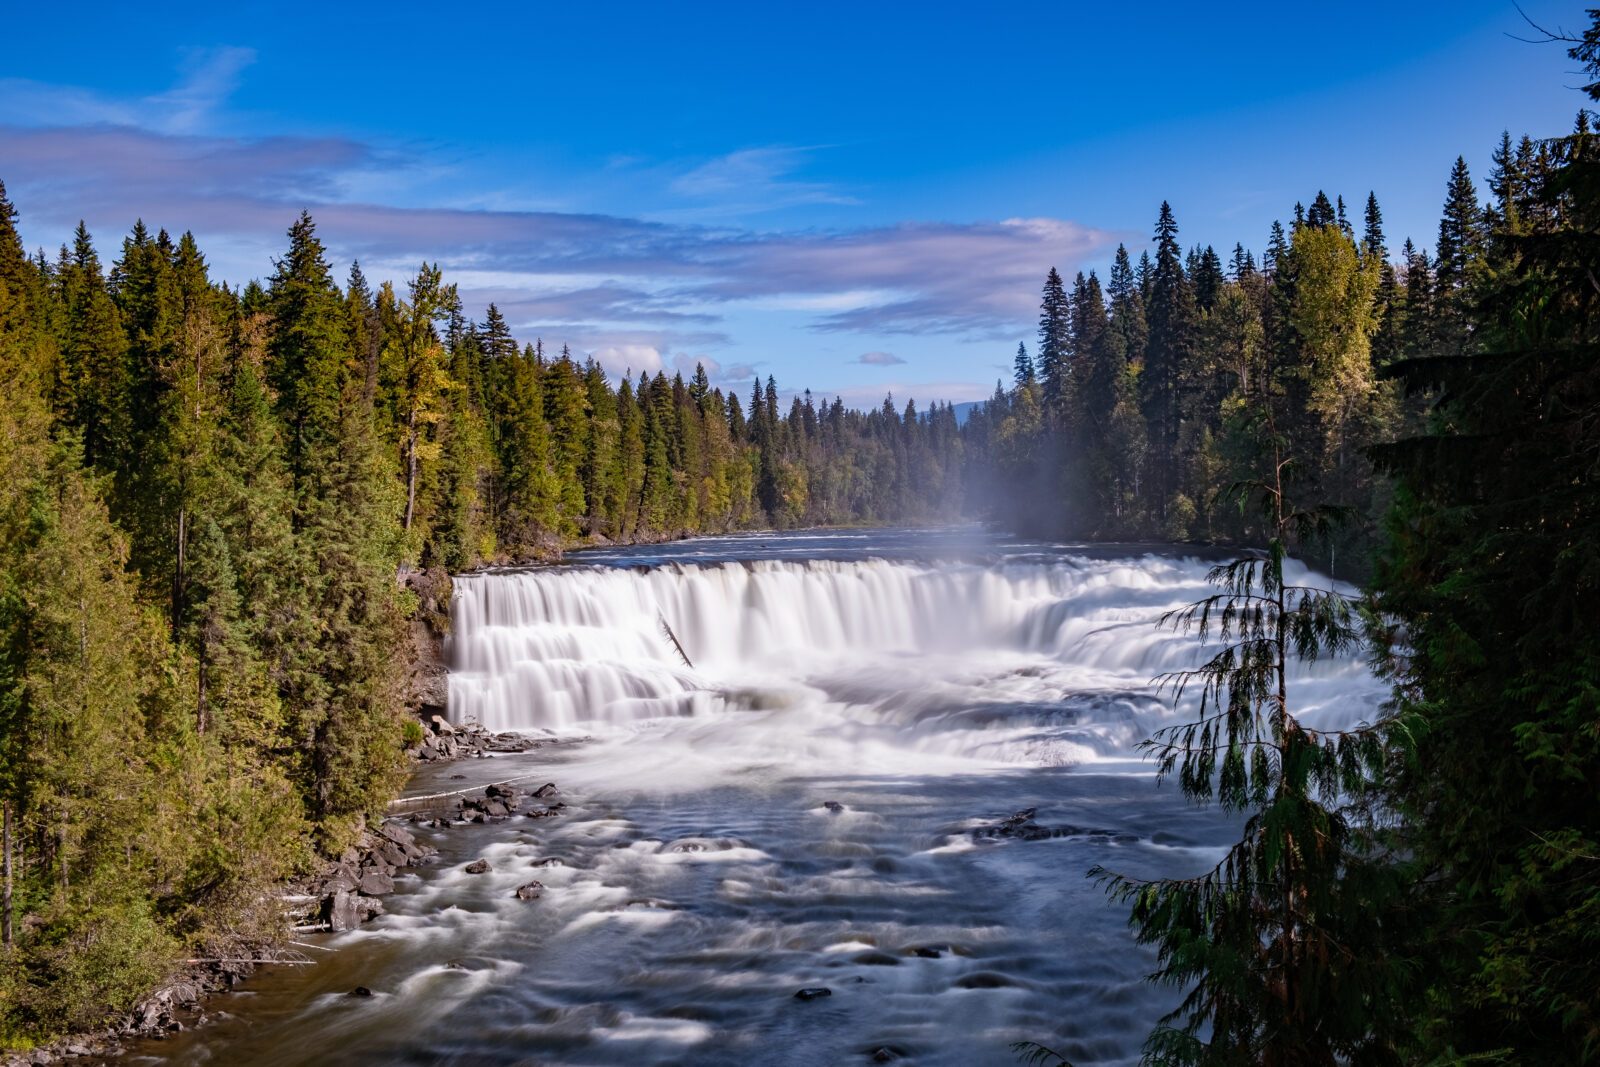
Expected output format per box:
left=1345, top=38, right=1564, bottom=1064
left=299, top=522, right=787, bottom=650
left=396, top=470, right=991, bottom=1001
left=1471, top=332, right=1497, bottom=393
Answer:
left=447, top=550, right=1383, bottom=781
left=145, top=531, right=1388, bottom=1067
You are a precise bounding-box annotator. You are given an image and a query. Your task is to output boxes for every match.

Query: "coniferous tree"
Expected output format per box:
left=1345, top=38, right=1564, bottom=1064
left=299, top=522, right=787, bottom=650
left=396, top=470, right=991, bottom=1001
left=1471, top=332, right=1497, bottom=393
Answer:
left=1371, top=46, right=1600, bottom=1058
left=1143, top=202, right=1200, bottom=532
left=1433, top=156, right=1485, bottom=355
left=1013, top=341, right=1035, bottom=386
left=1036, top=268, right=1071, bottom=419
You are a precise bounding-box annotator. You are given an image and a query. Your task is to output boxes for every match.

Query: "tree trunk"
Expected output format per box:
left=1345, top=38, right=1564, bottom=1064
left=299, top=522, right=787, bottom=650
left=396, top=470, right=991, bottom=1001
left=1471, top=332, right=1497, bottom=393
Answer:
left=3, top=801, right=13, bottom=947
left=173, top=506, right=187, bottom=640
left=404, top=408, right=418, bottom=532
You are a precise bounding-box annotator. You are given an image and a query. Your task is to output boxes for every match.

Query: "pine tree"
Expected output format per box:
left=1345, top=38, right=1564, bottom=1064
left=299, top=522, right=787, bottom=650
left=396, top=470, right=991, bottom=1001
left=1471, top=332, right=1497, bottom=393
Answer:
left=1071, top=395, right=1407, bottom=1065
left=1036, top=268, right=1071, bottom=417
left=1433, top=156, right=1485, bottom=355
left=1371, top=44, right=1600, bottom=1057
left=266, top=212, right=348, bottom=486
left=58, top=222, right=130, bottom=472
left=1143, top=202, right=1200, bottom=531
left=1013, top=341, right=1035, bottom=386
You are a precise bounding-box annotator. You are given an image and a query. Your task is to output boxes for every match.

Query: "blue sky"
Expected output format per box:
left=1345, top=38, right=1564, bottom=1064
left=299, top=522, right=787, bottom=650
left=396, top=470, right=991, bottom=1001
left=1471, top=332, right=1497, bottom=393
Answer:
left=1, top=2, right=1590, bottom=406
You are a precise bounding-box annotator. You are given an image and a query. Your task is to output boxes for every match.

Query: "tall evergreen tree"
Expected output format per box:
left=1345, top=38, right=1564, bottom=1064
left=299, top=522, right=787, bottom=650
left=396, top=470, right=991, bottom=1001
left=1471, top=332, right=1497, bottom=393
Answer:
left=1143, top=202, right=1200, bottom=530
left=1036, top=268, right=1071, bottom=417
left=1013, top=340, right=1035, bottom=386
left=1433, top=156, right=1485, bottom=355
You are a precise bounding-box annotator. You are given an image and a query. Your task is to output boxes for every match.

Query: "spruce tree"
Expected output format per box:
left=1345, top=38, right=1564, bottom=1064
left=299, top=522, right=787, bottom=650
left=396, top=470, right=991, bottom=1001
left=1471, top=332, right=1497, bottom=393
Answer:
left=1143, top=202, right=1199, bottom=531
left=266, top=212, right=348, bottom=486
left=58, top=222, right=130, bottom=473
left=1433, top=156, right=1485, bottom=355
left=1013, top=340, right=1035, bottom=386
left=1372, top=42, right=1600, bottom=1057
left=1036, top=268, right=1070, bottom=417
left=1063, top=406, right=1407, bottom=1066
left=1363, top=193, right=1403, bottom=366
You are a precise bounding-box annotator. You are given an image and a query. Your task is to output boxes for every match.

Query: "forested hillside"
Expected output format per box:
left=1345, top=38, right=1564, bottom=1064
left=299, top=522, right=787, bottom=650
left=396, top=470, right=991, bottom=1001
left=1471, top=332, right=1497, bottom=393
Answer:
left=0, top=196, right=963, bottom=1041
left=962, top=137, right=1540, bottom=577
left=973, top=28, right=1600, bottom=1061
left=2, top=15, right=1597, bottom=1059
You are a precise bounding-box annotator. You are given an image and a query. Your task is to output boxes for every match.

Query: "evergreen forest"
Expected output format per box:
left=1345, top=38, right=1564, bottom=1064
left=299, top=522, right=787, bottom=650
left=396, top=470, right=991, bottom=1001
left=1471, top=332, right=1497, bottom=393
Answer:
left=1, top=14, right=1597, bottom=1065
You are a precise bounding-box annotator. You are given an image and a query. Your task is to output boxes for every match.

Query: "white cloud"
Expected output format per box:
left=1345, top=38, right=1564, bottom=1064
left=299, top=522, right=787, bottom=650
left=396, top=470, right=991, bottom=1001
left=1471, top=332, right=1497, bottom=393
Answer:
left=672, top=352, right=719, bottom=377
left=589, top=344, right=663, bottom=380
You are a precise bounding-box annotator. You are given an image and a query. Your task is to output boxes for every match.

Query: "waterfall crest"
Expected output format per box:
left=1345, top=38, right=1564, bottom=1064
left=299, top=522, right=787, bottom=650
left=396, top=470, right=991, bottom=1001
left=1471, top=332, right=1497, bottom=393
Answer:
left=447, top=553, right=1376, bottom=742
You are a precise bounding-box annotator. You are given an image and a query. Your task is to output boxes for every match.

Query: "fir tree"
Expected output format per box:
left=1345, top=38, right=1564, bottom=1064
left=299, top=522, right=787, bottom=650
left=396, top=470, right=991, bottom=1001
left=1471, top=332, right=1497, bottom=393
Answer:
left=1036, top=268, right=1071, bottom=416
left=1433, top=156, right=1485, bottom=355
left=1143, top=202, right=1200, bottom=531
left=1013, top=340, right=1035, bottom=386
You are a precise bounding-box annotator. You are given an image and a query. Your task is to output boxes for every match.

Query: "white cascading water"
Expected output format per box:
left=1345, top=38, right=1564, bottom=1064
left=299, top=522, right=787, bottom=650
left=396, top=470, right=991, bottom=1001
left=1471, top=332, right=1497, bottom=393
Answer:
left=448, top=553, right=1379, bottom=765
left=167, top=535, right=1391, bottom=1067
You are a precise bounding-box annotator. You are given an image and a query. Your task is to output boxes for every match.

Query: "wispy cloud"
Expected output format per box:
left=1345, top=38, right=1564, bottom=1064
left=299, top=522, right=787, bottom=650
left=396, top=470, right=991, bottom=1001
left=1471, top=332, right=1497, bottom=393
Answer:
left=669, top=145, right=858, bottom=213
left=0, top=60, right=1116, bottom=380
left=0, top=46, right=255, bottom=135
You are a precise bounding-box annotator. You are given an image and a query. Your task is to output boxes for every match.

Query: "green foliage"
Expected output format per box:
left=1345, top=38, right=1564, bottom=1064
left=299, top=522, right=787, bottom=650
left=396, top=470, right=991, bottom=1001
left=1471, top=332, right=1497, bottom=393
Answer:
left=1091, top=429, right=1411, bottom=1064
left=0, top=182, right=970, bottom=1043
left=1368, top=66, right=1600, bottom=1061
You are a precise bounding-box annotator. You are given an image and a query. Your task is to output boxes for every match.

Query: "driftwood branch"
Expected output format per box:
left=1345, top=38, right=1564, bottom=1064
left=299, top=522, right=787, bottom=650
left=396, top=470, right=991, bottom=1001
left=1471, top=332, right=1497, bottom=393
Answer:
left=387, top=771, right=556, bottom=809
left=658, top=612, right=695, bottom=669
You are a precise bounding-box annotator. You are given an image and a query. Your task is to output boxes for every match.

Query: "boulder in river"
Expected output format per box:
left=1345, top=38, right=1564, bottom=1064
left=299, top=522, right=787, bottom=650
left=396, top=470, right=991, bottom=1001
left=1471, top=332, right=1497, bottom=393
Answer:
left=464, top=859, right=492, bottom=874
left=514, top=881, right=544, bottom=900
left=323, top=889, right=364, bottom=932
left=358, top=869, right=395, bottom=896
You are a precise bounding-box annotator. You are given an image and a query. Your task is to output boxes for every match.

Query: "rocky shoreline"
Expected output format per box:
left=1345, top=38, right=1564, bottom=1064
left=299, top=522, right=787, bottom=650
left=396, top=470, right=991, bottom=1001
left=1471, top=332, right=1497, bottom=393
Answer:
left=0, top=713, right=556, bottom=1067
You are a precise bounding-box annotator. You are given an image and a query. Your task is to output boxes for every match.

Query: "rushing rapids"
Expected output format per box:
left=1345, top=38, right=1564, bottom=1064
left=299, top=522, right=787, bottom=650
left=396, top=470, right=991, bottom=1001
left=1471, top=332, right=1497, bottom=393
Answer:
left=144, top=529, right=1387, bottom=1067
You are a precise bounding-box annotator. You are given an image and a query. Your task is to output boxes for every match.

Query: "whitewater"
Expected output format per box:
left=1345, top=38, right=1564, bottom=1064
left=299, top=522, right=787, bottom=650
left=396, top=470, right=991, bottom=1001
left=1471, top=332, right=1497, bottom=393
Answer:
left=143, top=527, right=1387, bottom=1067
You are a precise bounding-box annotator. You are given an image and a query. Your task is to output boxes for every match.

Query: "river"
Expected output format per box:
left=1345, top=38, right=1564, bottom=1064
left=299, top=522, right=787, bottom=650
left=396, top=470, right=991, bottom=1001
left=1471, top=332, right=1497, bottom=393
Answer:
left=136, top=527, right=1385, bottom=1066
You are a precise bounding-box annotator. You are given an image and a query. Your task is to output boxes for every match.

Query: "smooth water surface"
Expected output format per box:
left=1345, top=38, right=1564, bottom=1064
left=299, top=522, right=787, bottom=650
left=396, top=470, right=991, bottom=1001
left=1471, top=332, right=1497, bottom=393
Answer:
left=140, top=527, right=1385, bottom=1066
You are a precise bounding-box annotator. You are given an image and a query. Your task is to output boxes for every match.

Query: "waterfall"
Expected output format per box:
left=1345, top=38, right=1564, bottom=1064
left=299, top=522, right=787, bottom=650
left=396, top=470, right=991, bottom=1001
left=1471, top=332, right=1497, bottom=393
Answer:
left=446, top=553, right=1380, bottom=743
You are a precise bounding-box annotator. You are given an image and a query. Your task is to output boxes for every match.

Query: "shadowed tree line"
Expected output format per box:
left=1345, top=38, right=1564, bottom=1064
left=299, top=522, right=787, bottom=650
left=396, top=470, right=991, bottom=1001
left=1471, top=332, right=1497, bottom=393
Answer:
left=998, top=17, right=1600, bottom=1065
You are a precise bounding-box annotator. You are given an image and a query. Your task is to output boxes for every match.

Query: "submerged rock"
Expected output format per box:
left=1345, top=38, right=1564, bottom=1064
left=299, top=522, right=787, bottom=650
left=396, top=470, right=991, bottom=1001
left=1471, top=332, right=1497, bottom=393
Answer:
left=794, top=987, right=833, bottom=1001
left=348, top=986, right=373, bottom=998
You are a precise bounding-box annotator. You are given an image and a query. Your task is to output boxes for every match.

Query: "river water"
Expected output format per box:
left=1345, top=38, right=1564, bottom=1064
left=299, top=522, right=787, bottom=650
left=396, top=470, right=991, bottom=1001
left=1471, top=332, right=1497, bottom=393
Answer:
left=140, top=527, right=1386, bottom=1066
